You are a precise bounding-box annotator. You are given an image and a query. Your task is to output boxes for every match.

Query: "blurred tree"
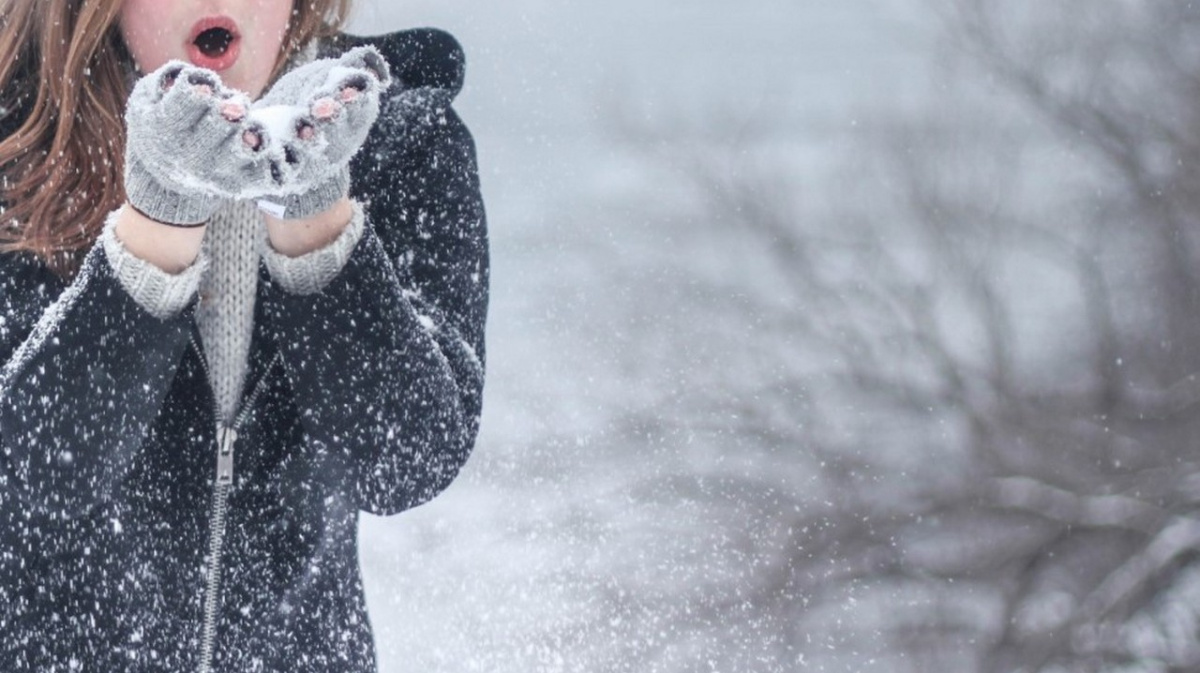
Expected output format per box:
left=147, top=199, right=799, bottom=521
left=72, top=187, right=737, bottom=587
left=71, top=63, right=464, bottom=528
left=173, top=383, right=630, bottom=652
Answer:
left=573, top=1, right=1200, bottom=671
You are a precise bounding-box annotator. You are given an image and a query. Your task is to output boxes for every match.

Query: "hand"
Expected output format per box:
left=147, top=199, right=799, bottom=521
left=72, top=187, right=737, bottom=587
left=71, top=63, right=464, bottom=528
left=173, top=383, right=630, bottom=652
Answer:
left=123, top=62, right=265, bottom=226
left=245, top=46, right=392, bottom=220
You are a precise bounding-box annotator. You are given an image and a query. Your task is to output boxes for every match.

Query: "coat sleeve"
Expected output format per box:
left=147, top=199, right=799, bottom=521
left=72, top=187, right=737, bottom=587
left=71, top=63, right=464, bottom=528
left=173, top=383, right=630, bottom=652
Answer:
left=258, top=75, right=489, bottom=516
left=0, top=245, right=197, bottom=521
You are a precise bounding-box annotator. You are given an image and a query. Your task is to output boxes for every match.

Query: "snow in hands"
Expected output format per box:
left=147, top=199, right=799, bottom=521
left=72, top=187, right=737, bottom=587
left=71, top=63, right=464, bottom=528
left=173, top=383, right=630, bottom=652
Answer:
left=123, top=46, right=391, bottom=223
left=249, top=46, right=392, bottom=219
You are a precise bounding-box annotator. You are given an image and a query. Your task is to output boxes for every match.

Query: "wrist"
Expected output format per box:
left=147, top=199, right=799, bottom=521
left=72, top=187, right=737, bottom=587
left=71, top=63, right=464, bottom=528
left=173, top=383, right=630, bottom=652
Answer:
left=263, top=197, right=354, bottom=257
left=113, top=204, right=207, bottom=274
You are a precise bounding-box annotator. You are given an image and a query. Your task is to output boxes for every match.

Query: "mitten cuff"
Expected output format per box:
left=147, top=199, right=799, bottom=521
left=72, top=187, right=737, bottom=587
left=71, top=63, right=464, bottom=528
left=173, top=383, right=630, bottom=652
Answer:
left=259, top=199, right=365, bottom=295
left=125, top=158, right=223, bottom=226
left=256, top=168, right=350, bottom=221
left=101, top=208, right=209, bottom=320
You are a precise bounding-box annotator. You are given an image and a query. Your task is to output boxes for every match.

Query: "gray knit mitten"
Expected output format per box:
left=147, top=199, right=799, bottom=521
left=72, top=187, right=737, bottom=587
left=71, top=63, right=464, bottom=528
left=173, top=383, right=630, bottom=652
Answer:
left=246, top=46, right=392, bottom=220
left=124, top=62, right=264, bottom=226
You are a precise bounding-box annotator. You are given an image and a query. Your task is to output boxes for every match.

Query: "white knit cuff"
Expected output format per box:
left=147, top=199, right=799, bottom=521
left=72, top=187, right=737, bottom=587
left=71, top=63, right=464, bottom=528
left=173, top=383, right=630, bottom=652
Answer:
left=101, top=208, right=209, bottom=320
left=259, top=200, right=366, bottom=295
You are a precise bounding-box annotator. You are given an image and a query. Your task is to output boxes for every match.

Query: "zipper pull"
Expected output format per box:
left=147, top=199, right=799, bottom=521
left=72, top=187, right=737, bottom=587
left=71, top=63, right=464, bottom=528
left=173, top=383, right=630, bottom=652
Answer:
left=217, top=425, right=238, bottom=485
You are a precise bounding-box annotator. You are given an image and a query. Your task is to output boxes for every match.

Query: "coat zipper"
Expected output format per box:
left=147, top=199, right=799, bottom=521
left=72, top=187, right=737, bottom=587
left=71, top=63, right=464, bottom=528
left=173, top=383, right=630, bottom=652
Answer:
left=191, top=333, right=282, bottom=673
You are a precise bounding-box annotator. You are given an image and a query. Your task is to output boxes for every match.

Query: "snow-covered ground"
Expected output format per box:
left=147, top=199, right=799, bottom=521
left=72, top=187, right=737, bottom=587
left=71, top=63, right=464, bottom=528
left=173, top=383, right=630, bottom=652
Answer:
left=346, top=2, right=938, bottom=670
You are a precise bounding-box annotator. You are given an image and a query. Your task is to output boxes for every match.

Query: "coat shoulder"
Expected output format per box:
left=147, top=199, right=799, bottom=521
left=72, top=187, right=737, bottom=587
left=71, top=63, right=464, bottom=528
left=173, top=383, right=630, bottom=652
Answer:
left=324, top=28, right=466, bottom=99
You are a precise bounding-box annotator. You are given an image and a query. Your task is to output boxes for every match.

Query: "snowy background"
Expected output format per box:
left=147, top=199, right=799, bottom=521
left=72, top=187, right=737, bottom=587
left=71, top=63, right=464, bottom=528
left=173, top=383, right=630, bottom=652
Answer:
left=348, top=0, right=929, bottom=669
left=346, top=1, right=1200, bottom=672
left=349, top=1, right=935, bottom=670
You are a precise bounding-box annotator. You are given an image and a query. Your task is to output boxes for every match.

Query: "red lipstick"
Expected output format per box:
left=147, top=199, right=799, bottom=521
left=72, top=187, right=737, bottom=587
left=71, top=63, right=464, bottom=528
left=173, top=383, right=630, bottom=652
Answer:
left=186, top=16, right=240, bottom=71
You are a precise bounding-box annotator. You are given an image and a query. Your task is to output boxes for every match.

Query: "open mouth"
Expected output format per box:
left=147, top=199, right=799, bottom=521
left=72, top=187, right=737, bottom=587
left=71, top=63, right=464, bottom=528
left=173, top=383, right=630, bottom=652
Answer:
left=187, top=17, right=240, bottom=71
left=194, top=27, right=235, bottom=58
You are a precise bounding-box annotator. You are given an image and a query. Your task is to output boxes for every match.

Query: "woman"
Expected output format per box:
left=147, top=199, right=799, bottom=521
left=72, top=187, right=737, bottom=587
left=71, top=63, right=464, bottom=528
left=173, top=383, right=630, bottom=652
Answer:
left=0, top=0, right=488, bottom=670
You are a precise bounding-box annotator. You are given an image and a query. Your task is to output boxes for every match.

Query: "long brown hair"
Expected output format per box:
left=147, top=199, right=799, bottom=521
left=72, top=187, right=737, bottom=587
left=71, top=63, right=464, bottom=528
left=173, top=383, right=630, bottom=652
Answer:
left=0, top=0, right=353, bottom=280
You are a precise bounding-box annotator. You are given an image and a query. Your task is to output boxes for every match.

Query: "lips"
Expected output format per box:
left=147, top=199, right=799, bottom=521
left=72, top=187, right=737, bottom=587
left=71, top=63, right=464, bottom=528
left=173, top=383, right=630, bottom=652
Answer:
left=186, top=16, right=240, bottom=71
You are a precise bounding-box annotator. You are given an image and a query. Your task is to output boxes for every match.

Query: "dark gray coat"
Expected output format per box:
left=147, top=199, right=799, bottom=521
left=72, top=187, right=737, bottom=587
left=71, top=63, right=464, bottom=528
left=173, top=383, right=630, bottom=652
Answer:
left=0, top=29, right=488, bottom=672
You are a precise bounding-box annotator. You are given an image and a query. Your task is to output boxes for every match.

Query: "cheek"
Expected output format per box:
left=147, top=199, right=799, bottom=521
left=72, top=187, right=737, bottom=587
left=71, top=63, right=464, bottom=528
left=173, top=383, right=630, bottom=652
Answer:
left=238, top=0, right=294, bottom=89
left=118, top=1, right=178, bottom=73
left=247, top=0, right=293, bottom=48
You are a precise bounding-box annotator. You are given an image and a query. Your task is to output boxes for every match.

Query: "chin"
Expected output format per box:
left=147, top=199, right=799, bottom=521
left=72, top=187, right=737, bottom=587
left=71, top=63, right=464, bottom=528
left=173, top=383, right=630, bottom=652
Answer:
left=220, top=70, right=263, bottom=98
